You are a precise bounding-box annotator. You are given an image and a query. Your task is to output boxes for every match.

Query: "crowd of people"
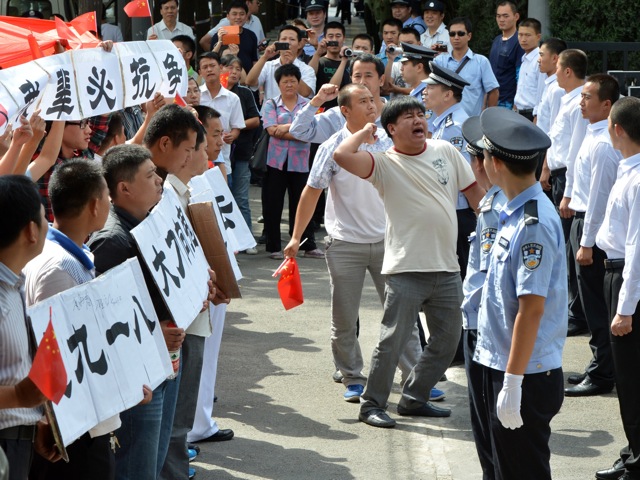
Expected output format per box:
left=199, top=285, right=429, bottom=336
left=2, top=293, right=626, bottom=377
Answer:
left=1, top=0, right=640, bottom=479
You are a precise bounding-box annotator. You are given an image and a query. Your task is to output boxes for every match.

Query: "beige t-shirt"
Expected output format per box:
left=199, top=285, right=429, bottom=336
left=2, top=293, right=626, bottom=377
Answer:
left=368, top=140, right=476, bottom=274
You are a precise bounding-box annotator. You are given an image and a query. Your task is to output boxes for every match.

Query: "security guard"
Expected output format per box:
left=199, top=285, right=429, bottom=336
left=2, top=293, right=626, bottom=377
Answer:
left=460, top=116, right=507, bottom=479
left=473, top=107, right=566, bottom=480
left=400, top=42, right=437, bottom=132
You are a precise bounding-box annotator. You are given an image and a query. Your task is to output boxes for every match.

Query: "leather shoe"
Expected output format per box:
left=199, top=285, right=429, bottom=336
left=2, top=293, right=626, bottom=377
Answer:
left=195, top=429, right=234, bottom=442
left=596, top=459, right=626, bottom=480
left=565, top=378, right=613, bottom=397
left=397, top=402, right=451, bottom=418
left=567, top=322, right=589, bottom=336
left=358, top=409, right=396, bottom=428
left=567, top=372, right=587, bottom=385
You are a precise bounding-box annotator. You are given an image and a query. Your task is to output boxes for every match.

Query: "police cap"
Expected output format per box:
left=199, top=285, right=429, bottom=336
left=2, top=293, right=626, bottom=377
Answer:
left=423, top=0, right=445, bottom=12
left=305, top=0, right=326, bottom=12
left=390, top=0, right=411, bottom=6
left=461, top=116, right=485, bottom=157
left=400, top=42, right=438, bottom=63
left=425, top=62, right=470, bottom=92
left=480, top=107, right=551, bottom=162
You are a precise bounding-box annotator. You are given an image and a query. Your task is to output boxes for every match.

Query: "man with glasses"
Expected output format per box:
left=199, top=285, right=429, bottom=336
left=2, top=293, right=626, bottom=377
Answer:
left=433, top=17, right=499, bottom=116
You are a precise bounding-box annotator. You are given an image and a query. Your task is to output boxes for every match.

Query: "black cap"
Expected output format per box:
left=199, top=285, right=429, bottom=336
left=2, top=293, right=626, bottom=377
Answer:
left=480, top=107, right=551, bottom=162
left=425, top=62, right=470, bottom=92
left=390, top=0, right=411, bottom=6
left=461, top=116, right=485, bottom=157
left=423, top=0, right=445, bottom=12
left=400, top=42, right=438, bottom=62
left=305, top=0, right=326, bottom=12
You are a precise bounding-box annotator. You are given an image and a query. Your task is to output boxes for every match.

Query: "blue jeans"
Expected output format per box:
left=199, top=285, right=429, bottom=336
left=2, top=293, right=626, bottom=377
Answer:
left=115, top=373, right=181, bottom=480
left=360, top=271, right=463, bottom=413
left=231, top=160, right=252, bottom=233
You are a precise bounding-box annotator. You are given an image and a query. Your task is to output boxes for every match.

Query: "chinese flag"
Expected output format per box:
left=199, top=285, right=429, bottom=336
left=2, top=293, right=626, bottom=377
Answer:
left=70, top=11, right=97, bottom=35
left=275, top=258, right=304, bottom=310
left=124, top=0, right=152, bottom=18
left=219, top=71, right=229, bottom=89
left=174, top=92, right=187, bottom=107
left=55, top=16, right=79, bottom=42
left=28, top=309, right=68, bottom=405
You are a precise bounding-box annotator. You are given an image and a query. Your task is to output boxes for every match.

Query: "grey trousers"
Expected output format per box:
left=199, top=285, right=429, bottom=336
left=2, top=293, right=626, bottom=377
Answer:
left=325, top=238, right=423, bottom=386
left=159, top=334, right=205, bottom=480
left=361, top=271, right=463, bottom=413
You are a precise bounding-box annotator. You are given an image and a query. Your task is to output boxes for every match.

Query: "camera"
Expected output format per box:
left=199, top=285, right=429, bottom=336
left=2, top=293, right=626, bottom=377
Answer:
left=387, top=46, right=403, bottom=54
left=299, top=29, right=308, bottom=39
left=343, top=48, right=365, bottom=58
left=274, top=42, right=290, bottom=51
left=326, top=41, right=339, bottom=47
left=434, top=43, right=448, bottom=53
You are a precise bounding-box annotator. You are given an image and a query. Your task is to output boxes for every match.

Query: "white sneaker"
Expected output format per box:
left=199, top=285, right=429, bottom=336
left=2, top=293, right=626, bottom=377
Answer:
left=244, top=247, right=258, bottom=255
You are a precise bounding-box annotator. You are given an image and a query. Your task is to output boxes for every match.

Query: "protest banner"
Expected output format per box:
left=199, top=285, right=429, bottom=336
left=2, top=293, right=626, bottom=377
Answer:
left=131, top=187, right=211, bottom=329
left=28, top=258, right=173, bottom=446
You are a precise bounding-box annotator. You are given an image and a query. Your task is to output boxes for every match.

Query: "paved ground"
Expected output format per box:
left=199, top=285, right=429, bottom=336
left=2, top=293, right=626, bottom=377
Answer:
left=187, top=183, right=626, bottom=480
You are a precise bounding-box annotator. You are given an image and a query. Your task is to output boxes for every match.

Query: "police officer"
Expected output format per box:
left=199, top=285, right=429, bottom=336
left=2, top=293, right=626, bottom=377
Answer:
left=400, top=42, right=437, bottom=133
left=460, top=116, right=507, bottom=478
left=473, top=107, right=566, bottom=480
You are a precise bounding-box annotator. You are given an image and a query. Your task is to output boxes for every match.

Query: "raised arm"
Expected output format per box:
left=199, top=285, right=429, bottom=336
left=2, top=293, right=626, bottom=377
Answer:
left=333, top=122, right=377, bottom=178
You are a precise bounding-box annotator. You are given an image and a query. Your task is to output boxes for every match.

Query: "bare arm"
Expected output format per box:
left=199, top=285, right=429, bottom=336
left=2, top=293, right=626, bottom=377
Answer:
left=244, top=116, right=260, bottom=130
left=26, top=121, right=64, bottom=182
left=284, top=186, right=323, bottom=257
left=129, top=93, right=168, bottom=145
left=246, top=44, right=277, bottom=87
left=328, top=48, right=350, bottom=86
left=333, top=123, right=376, bottom=178
left=0, top=378, right=46, bottom=409
left=485, top=88, right=499, bottom=109
left=505, top=294, right=545, bottom=374
left=0, top=116, right=32, bottom=175
left=308, top=39, right=327, bottom=73
left=199, top=33, right=213, bottom=51
left=14, top=112, right=46, bottom=175
left=462, top=183, right=486, bottom=212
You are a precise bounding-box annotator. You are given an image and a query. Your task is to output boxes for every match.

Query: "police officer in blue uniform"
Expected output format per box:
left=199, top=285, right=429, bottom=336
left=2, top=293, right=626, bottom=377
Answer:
left=460, top=116, right=507, bottom=479
left=400, top=42, right=437, bottom=132
left=473, top=107, right=567, bottom=480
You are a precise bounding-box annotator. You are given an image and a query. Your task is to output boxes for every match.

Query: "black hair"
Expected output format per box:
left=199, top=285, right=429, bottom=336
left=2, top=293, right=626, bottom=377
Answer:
left=380, top=96, right=426, bottom=137
left=275, top=63, right=301, bottom=83
left=496, top=1, right=518, bottom=14
left=610, top=96, right=640, bottom=145
left=143, top=104, right=201, bottom=149
left=448, top=16, right=472, bottom=33
left=323, top=21, right=345, bottom=36
left=558, top=49, right=588, bottom=80
left=492, top=154, right=539, bottom=177
left=350, top=53, right=385, bottom=78
left=193, top=105, right=222, bottom=124
left=0, top=175, right=43, bottom=249
left=279, top=24, right=302, bottom=41
left=540, top=37, right=567, bottom=56
left=519, top=17, right=541, bottom=35
left=102, top=144, right=154, bottom=198
left=102, top=112, right=125, bottom=147
left=399, top=26, right=420, bottom=42
left=352, top=33, right=374, bottom=51
left=49, top=159, right=105, bottom=219
left=159, top=0, right=178, bottom=7
left=381, top=18, right=403, bottom=32
left=227, top=0, right=248, bottom=12
left=172, top=34, right=196, bottom=54
left=586, top=73, right=620, bottom=105
left=195, top=124, right=206, bottom=150
left=198, top=51, right=222, bottom=67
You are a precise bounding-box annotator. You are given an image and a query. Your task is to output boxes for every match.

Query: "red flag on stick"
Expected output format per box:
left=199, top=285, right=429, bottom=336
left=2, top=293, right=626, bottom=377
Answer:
left=124, top=0, right=152, bottom=18
left=174, top=92, right=187, bottom=107
left=27, top=33, right=44, bottom=59
left=70, top=11, right=97, bottom=35
left=28, top=307, right=68, bottom=404
left=273, top=258, right=304, bottom=310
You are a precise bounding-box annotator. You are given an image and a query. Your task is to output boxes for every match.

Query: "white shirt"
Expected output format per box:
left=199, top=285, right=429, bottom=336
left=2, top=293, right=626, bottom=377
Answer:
left=547, top=85, right=589, bottom=173
left=596, top=153, right=640, bottom=315
left=568, top=120, right=621, bottom=247
left=199, top=85, right=246, bottom=172
left=514, top=47, right=545, bottom=111
left=253, top=58, right=316, bottom=101
left=535, top=74, right=564, bottom=135
left=207, top=14, right=265, bottom=43
left=420, top=23, right=451, bottom=53
left=101, top=23, right=123, bottom=42
left=146, top=19, right=195, bottom=40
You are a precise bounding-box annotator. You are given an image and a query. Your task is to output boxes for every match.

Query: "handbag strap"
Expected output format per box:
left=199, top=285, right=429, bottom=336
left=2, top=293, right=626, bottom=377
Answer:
left=455, top=56, right=471, bottom=74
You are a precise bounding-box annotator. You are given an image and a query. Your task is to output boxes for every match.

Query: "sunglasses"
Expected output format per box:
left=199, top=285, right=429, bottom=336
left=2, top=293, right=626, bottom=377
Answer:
left=66, top=119, right=89, bottom=129
left=449, top=31, right=468, bottom=37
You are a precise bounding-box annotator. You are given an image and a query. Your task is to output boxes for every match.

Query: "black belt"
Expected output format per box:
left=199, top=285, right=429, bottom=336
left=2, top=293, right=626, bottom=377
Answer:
left=518, top=108, right=534, bottom=114
left=604, top=258, right=625, bottom=270
left=574, top=212, right=585, bottom=219
left=550, top=167, right=567, bottom=176
left=0, top=424, right=36, bottom=441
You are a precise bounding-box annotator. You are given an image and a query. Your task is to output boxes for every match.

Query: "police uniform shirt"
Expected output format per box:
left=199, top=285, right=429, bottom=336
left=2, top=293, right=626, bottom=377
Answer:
left=461, top=185, right=507, bottom=329
left=432, top=102, right=470, bottom=209
left=514, top=47, right=545, bottom=111
left=535, top=74, right=564, bottom=135
left=568, top=119, right=622, bottom=247
left=420, top=22, right=451, bottom=53
left=403, top=16, right=427, bottom=35
left=475, top=182, right=568, bottom=373
left=410, top=80, right=428, bottom=101
left=547, top=85, right=589, bottom=172
left=596, top=153, right=640, bottom=315
left=433, top=49, right=499, bottom=117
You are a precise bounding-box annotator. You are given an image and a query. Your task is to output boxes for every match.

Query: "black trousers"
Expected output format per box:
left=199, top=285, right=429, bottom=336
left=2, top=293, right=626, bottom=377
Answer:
left=263, top=163, right=316, bottom=253
left=464, top=330, right=494, bottom=479
left=479, top=365, right=564, bottom=480
left=456, top=207, right=477, bottom=281
left=550, top=169, right=586, bottom=328
left=0, top=437, right=33, bottom=480
left=569, top=216, right=614, bottom=387
left=605, top=265, right=640, bottom=475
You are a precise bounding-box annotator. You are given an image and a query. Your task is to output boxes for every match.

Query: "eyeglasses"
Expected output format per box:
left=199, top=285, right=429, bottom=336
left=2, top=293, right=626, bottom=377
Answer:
left=449, top=31, right=468, bottom=37
left=66, top=119, right=89, bottom=129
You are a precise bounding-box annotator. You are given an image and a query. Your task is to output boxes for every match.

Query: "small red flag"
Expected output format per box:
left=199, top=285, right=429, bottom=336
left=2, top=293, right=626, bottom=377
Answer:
left=274, top=258, right=304, bottom=310
left=28, top=308, right=68, bottom=404
left=174, top=92, right=187, bottom=107
left=70, top=11, right=97, bottom=35
left=219, top=71, right=229, bottom=89
left=124, top=0, right=152, bottom=18
left=27, top=34, right=44, bottom=59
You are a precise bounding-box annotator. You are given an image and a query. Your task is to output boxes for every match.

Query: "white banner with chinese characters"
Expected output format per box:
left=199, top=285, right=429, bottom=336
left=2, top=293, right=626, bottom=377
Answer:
left=0, top=40, right=187, bottom=130
left=28, top=258, right=173, bottom=447
left=131, top=187, right=211, bottom=329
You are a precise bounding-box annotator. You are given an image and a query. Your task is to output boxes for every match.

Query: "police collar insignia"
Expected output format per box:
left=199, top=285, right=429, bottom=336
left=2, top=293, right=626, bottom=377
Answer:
left=445, top=113, right=453, bottom=127
left=522, top=243, right=543, bottom=270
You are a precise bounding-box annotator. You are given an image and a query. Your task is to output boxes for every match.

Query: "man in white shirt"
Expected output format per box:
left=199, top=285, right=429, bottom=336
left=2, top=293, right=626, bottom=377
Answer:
left=514, top=18, right=545, bottom=121
left=198, top=0, right=265, bottom=52
left=147, top=0, right=194, bottom=40
left=199, top=52, right=246, bottom=175
left=564, top=74, right=621, bottom=398
left=420, top=0, right=451, bottom=53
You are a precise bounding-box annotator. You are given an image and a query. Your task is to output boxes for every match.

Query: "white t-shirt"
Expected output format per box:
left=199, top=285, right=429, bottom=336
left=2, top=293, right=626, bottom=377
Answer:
left=367, top=140, right=476, bottom=274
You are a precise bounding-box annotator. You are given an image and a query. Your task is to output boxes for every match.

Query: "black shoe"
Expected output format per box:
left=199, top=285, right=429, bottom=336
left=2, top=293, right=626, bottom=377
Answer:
left=397, top=402, right=451, bottom=418
left=564, top=378, right=613, bottom=397
left=256, top=234, right=266, bottom=244
left=567, top=372, right=587, bottom=385
left=195, top=429, right=234, bottom=442
left=567, top=322, right=589, bottom=336
left=358, top=409, right=396, bottom=428
left=596, top=459, right=625, bottom=479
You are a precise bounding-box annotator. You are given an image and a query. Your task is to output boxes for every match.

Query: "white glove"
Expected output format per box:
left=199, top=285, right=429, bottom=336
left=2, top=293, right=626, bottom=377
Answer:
left=496, top=373, right=524, bottom=429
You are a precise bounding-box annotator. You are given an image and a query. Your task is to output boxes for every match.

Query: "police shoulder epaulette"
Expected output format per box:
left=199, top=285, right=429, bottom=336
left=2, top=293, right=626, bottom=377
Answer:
left=524, top=200, right=539, bottom=225
left=445, top=113, right=453, bottom=127
left=480, top=192, right=496, bottom=213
